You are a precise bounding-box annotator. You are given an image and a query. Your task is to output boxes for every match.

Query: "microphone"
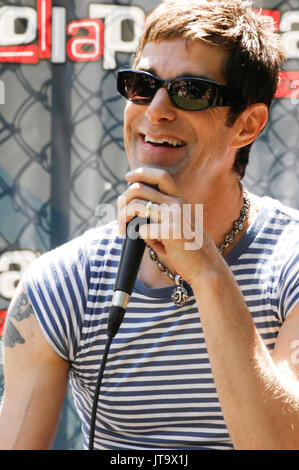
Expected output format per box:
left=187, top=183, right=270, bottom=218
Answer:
left=107, top=184, right=157, bottom=338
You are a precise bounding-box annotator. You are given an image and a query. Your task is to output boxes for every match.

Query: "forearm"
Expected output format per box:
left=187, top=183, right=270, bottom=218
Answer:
left=192, top=258, right=299, bottom=450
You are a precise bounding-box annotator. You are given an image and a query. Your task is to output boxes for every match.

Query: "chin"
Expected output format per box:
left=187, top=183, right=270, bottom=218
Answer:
left=133, top=154, right=191, bottom=177
left=165, top=154, right=192, bottom=177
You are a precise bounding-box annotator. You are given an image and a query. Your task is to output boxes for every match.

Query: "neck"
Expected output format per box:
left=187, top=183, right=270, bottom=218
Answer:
left=201, top=179, right=245, bottom=250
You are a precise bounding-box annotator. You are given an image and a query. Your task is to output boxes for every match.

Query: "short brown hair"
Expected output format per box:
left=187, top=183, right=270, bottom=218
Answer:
left=134, top=0, right=285, bottom=178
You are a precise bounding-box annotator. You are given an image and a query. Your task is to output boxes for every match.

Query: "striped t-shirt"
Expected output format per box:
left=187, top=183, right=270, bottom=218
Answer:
left=24, top=196, right=299, bottom=450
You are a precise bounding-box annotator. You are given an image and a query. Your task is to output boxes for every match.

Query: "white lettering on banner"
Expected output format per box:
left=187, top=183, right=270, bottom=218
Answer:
left=89, top=4, right=145, bottom=69
left=51, top=7, right=66, bottom=64
left=67, top=19, right=104, bottom=61
left=0, top=6, right=37, bottom=46
left=0, top=2, right=145, bottom=66
left=0, top=250, right=40, bottom=300
left=280, top=11, right=299, bottom=59
left=39, top=0, right=51, bottom=59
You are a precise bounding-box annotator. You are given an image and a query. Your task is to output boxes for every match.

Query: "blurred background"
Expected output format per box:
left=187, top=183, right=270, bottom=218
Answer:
left=0, top=0, right=298, bottom=449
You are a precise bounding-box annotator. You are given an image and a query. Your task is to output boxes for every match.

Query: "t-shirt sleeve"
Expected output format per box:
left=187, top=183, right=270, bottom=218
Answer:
left=23, top=235, right=90, bottom=362
left=278, top=244, right=299, bottom=322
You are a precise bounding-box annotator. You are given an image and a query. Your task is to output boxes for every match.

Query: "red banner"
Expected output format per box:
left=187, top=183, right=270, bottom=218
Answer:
left=277, top=71, right=299, bottom=99
left=0, top=310, right=7, bottom=337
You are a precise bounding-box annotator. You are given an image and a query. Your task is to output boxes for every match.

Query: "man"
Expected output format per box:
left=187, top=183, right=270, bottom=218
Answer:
left=1, top=0, right=299, bottom=450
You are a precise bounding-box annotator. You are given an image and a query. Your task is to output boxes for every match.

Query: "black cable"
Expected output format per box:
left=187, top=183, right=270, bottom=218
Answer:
left=88, top=306, right=127, bottom=450
left=88, top=332, right=113, bottom=451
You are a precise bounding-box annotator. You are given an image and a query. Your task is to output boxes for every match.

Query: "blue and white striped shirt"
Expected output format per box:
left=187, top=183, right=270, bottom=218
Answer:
left=24, top=196, right=299, bottom=450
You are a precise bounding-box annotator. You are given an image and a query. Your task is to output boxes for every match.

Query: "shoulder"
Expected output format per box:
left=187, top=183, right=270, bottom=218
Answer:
left=255, top=195, right=299, bottom=245
left=67, top=220, right=121, bottom=258
left=20, top=221, right=121, bottom=361
left=25, top=221, right=121, bottom=275
left=261, top=196, right=299, bottom=224
left=84, top=220, right=122, bottom=254
left=256, top=196, right=299, bottom=269
left=245, top=195, right=299, bottom=321
left=57, top=220, right=121, bottom=256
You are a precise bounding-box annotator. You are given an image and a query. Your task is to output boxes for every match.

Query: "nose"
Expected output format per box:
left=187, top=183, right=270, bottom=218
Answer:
left=145, top=88, right=177, bottom=123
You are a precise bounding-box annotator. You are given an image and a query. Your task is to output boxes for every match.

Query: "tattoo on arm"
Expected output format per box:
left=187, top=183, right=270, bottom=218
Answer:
left=3, top=292, right=35, bottom=348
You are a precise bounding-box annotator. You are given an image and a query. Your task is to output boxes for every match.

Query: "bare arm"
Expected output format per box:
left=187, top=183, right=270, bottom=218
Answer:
left=191, top=262, right=299, bottom=450
left=0, top=281, right=69, bottom=450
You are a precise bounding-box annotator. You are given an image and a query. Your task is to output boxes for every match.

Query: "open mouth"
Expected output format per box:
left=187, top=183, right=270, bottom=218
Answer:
left=142, top=134, right=186, bottom=148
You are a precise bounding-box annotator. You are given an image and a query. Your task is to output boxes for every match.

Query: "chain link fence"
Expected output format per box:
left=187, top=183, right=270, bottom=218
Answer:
left=0, top=0, right=298, bottom=450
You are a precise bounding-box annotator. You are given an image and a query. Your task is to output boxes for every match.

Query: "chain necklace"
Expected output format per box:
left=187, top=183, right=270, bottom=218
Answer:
left=147, top=188, right=250, bottom=307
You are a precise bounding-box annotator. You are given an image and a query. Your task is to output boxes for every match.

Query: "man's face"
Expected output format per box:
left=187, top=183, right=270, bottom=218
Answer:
left=123, top=38, right=240, bottom=200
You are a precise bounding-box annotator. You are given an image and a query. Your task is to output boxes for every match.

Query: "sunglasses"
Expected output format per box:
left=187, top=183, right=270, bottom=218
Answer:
left=117, top=69, right=245, bottom=111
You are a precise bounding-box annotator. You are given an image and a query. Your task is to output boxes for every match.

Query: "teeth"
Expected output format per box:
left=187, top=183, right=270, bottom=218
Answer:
left=144, top=135, right=184, bottom=147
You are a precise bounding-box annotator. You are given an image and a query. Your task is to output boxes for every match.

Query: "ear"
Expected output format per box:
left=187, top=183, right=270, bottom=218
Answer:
left=230, top=103, right=268, bottom=149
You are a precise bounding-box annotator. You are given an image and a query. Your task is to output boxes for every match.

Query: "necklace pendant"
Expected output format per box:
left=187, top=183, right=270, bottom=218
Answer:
left=172, top=275, right=188, bottom=306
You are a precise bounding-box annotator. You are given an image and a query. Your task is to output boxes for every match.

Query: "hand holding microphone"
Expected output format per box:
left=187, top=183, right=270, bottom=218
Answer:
left=107, top=181, right=158, bottom=338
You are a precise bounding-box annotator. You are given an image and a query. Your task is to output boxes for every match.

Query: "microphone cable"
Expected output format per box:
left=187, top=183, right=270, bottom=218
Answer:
left=88, top=332, right=113, bottom=451
left=88, top=218, right=147, bottom=451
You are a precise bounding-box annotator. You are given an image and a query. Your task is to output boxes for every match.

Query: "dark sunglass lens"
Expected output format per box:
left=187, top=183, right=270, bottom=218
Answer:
left=171, top=79, right=215, bottom=110
left=122, top=72, right=157, bottom=103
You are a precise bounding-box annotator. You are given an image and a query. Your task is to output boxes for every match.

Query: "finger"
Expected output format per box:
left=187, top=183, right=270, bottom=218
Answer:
left=118, top=200, right=161, bottom=235
left=139, top=216, right=182, bottom=244
left=139, top=221, right=184, bottom=258
left=125, top=167, right=179, bottom=197
left=117, top=182, right=170, bottom=212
